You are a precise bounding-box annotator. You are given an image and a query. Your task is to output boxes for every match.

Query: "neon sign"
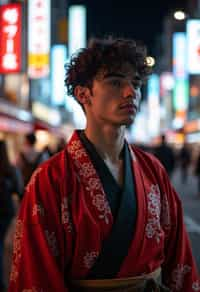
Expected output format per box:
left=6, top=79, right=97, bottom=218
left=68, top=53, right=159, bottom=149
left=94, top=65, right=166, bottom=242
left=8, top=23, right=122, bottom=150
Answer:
left=0, top=3, right=22, bottom=73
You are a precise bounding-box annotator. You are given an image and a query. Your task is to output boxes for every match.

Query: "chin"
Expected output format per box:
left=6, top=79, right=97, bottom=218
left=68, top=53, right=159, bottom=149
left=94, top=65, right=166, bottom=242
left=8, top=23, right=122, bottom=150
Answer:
left=121, top=118, right=135, bottom=126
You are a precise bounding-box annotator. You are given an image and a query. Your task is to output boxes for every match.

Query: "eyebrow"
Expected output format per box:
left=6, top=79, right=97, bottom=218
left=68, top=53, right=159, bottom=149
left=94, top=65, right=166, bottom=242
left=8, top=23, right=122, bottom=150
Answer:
left=103, top=72, right=141, bottom=81
left=103, top=73, right=126, bottom=79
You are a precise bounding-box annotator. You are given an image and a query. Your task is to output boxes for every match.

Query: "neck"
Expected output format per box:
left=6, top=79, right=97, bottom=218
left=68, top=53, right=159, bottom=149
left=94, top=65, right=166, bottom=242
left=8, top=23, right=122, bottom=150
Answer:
left=84, top=124, right=126, bottom=163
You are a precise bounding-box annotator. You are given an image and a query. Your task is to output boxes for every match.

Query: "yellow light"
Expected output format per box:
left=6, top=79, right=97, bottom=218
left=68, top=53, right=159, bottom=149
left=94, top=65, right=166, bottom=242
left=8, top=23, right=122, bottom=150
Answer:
left=146, top=56, right=155, bottom=67
left=174, top=11, right=186, bottom=20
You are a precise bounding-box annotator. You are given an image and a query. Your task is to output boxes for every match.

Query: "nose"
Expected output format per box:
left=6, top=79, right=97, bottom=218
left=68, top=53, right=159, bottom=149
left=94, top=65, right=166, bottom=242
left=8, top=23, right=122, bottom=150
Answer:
left=122, top=82, right=135, bottom=98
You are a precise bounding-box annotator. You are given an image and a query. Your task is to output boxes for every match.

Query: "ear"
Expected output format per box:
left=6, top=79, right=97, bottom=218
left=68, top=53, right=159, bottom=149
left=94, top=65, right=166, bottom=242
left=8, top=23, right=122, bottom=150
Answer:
left=74, top=86, right=91, bottom=106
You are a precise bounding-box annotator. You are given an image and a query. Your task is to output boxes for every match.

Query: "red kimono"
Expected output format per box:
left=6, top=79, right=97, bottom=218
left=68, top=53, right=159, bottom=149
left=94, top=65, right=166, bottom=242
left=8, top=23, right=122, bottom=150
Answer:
left=9, top=131, right=199, bottom=292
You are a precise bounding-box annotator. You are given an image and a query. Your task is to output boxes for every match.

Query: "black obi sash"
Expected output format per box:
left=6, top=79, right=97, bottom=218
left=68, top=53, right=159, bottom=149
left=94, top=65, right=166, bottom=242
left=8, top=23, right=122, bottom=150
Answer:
left=78, top=131, right=137, bottom=279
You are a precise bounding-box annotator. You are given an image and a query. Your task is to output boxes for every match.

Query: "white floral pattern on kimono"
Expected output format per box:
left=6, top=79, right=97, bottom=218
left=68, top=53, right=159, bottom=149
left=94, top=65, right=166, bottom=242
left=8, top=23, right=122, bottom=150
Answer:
left=92, top=194, right=110, bottom=216
left=79, top=162, right=96, bottom=178
left=161, top=193, right=171, bottom=230
left=171, top=264, right=191, bottom=291
left=73, top=148, right=87, bottom=159
left=61, top=196, right=73, bottom=232
left=192, top=280, right=200, bottom=291
left=83, top=251, right=99, bottom=269
left=87, top=178, right=102, bottom=191
left=67, top=140, right=82, bottom=153
left=10, top=219, right=24, bottom=282
left=145, top=184, right=162, bottom=243
left=32, top=203, right=45, bottom=217
left=67, top=139, right=112, bottom=224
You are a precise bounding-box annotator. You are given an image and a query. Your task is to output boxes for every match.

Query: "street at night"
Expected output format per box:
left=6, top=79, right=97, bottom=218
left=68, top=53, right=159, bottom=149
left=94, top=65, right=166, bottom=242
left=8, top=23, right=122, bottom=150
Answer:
left=172, top=166, right=200, bottom=273
left=1, top=0, right=200, bottom=291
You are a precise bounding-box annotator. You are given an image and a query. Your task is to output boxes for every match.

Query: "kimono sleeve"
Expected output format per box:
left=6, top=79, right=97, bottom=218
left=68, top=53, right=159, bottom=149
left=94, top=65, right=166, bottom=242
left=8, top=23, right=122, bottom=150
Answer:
left=8, top=165, right=69, bottom=292
left=159, top=165, right=200, bottom=292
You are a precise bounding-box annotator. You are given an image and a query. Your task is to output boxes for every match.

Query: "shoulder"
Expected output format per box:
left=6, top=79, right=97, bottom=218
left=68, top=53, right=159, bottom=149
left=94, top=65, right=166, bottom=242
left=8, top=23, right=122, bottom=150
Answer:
left=20, top=149, right=70, bottom=222
left=33, top=148, right=69, bottom=184
left=131, top=144, right=164, bottom=169
left=130, top=144, right=170, bottom=185
left=131, top=144, right=181, bottom=199
left=27, top=146, right=74, bottom=195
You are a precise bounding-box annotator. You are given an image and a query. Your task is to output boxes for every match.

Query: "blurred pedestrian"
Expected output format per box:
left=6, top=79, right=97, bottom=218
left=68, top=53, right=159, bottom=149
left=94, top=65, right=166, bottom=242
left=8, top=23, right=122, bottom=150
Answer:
left=17, top=132, right=48, bottom=186
left=9, top=37, right=199, bottom=291
left=179, top=141, right=191, bottom=184
left=154, top=134, right=175, bottom=178
left=194, top=149, right=200, bottom=197
left=55, top=137, right=66, bottom=153
left=0, top=140, right=23, bottom=291
left=42, top=145, right=53, bottom=158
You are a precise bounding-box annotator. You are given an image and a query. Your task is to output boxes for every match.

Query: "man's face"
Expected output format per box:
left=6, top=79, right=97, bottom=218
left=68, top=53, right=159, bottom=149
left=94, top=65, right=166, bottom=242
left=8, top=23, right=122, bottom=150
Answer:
left=86, top=63, right=142, bottom=127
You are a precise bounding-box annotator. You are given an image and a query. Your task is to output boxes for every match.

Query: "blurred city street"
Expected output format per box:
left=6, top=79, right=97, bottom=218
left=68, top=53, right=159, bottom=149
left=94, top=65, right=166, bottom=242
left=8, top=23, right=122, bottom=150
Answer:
left=1, top=0, right=200, bottom=290
left=171, top=166, right=200, bottom=273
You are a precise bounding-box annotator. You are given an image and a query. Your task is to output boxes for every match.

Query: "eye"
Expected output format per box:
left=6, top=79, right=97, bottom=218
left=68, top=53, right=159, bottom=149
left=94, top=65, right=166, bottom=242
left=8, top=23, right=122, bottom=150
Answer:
left=110, top=79, right=122, bottom=87
left=132, top=81, right=141, bottom=90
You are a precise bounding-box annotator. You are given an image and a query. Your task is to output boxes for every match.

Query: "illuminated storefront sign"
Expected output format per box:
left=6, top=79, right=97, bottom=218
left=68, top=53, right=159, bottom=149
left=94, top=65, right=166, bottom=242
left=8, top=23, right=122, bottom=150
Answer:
left=173, top=33, right=187, bottom=79
left=188, top=75, right=200, bottom=121
left=184, top=119, right=200, bottom=133
left=0, top=3, right=22, bottom=73
left=172, top=33, right=189, bottom=127
left=187, top=19, right=200, bottom=74
left=51, top=45, right=67, bottom=105
left=0, top=116, right=33, bottom=133
left=32, top=101, right=61, bottom=126
left=28, top=0, right=50, bottom=79
left=68, top=5, right=86, bottom=57
left=173, top=79, right=188, bottom=111
left=160, top=72, right=174, bottom=128
left=67, top=5, right=87, bottom=128
left=160, top=72, right=174, bottom=97
left=147, top=74, right=160, bottom=137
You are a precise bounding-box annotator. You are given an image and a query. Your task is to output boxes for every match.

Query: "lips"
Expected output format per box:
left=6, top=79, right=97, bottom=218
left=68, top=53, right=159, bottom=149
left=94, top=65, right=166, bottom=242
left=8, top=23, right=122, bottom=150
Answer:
left=119, top=102, right=137, bottom=111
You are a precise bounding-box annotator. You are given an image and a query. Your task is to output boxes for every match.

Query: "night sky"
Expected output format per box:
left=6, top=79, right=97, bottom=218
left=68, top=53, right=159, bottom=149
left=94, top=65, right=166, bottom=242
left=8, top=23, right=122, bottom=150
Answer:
left=69, top=0, right=187, bottom=55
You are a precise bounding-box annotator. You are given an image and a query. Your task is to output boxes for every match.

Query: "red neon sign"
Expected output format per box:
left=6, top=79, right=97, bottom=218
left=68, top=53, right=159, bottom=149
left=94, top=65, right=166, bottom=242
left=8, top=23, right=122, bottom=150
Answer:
left=0, top=4, right=22, bottom=73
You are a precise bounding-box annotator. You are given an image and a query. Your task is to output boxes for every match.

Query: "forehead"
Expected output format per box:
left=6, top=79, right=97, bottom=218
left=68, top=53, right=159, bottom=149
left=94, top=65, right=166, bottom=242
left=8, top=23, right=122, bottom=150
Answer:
left=96, top=62, right=140, bottom=80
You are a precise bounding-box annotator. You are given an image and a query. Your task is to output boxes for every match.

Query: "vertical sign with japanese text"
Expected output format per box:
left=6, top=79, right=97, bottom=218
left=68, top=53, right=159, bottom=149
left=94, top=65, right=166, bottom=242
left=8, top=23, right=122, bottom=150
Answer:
left=0, top=3, right=22, bottom=73
left=147, top=74, right=160, bottom=137
left=187, top=19, right=200, bottom=74
left=51, top=45, right=67, bottom=105
left=172, top=32, right=189, bottom=126
left=68, top=5, right=86, bottom=57
left=28, top=0, right=50, bottom=79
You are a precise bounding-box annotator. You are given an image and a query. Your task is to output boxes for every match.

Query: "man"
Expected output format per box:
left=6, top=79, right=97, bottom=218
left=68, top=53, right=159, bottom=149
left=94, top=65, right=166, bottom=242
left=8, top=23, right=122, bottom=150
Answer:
left=9, top=38, right=199, bottom=291
left=194, top=150, right=200, bottom=197
left=17, top=132, right=49, bottom=186
left=154, top=135, right=175, bottom=178
left=178, top=141, right=191, bottom=184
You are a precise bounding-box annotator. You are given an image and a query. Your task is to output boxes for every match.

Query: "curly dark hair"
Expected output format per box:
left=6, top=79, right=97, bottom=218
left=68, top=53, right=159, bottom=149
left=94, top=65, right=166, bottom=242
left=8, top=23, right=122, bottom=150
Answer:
left=65, top=37, right=152, bottom=99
